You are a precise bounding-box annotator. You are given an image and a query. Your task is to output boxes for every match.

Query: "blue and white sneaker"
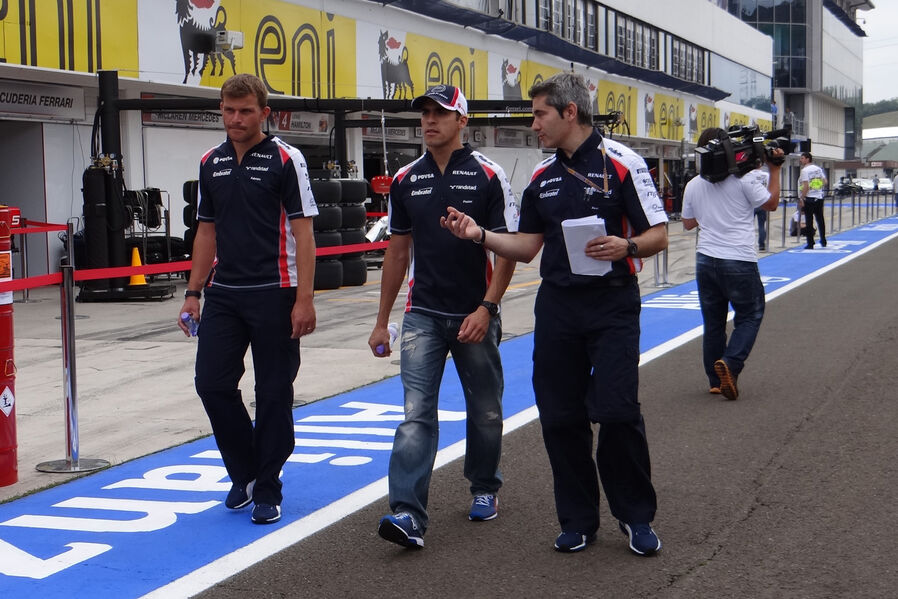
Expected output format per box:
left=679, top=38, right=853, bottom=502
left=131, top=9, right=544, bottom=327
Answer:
left=469, top=494, right=498, bottom=521
left=619, top=521, right=662, bottom=556
left=554, top=531, right=597, bottom=553
left=251, top=503, right=281, bottom=524
left=224, top=480, right=255, bottom=510
left=378, top=512, right=424, bottom=548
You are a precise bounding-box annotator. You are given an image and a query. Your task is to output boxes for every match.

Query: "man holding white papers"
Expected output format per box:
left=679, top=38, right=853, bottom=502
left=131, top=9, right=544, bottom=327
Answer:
left=442, top=72, right=667, bottom=556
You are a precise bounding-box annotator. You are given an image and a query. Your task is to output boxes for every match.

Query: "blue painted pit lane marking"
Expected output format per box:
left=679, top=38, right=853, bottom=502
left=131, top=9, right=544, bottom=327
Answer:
left=0, top=215, right=896, bottom=598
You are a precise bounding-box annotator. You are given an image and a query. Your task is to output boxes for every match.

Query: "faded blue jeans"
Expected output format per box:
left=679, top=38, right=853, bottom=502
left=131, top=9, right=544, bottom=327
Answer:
left=695, top=253, right=766, bottom=387
left=388, top=310, right=504, bottom=531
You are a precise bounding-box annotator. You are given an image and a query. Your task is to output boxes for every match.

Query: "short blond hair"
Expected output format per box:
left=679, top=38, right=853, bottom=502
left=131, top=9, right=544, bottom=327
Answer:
left=221, top=73, right=268, bottom=109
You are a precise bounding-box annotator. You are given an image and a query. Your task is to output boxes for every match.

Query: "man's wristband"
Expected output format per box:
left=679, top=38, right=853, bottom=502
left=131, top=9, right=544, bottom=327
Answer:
left=184, top=290, right=202, bottom=299
left=473, top=226, right=486, bottom=245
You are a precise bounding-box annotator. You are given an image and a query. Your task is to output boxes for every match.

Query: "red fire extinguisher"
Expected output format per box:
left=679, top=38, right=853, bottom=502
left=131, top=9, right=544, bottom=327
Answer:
left=0, top=204, right=17, bottom=487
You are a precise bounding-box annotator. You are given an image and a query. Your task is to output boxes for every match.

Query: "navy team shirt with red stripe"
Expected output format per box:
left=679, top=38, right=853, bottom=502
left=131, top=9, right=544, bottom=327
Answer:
left=389, top=144, right=519, bottom=318
left=520, top=129, right=668, bottom=287
left=197, top=135, right=318, bottom=289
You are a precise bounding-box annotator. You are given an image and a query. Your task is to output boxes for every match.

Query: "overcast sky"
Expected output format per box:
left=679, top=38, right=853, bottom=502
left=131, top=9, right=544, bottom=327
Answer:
left=861, top=2, right=898, bottom=103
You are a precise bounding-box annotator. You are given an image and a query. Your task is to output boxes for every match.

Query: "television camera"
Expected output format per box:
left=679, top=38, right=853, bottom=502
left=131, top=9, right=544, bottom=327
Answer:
left=695, top=126, right=795, bottom=183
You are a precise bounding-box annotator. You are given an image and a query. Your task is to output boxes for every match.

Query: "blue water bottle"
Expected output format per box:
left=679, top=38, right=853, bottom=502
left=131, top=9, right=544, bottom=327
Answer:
left=181, top=312, right=199, bottom=337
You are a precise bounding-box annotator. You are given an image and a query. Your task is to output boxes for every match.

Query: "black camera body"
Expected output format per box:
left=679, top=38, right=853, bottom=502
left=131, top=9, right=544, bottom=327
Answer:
left=695, top=126, right=795, bottom=183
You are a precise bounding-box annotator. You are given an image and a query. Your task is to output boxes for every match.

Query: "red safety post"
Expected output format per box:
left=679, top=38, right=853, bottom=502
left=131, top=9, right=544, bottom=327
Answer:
left=0, top=204, right=17, bottom=486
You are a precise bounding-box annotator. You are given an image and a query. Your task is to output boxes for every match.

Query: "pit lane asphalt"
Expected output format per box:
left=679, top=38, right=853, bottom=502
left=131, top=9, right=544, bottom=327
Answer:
left=191, top=228, right=898, bottom=598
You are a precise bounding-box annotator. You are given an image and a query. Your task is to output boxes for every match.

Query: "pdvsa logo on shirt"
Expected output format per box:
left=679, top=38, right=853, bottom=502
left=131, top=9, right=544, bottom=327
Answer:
left=540, top=176, right=562, bottom=188
left=213, top=169, right=232, bottom=177
left=410, top=173, right=435, bottom=182
left=411, top=187, right=433, bottom=196
left=213, top=156, right=233, bottom=165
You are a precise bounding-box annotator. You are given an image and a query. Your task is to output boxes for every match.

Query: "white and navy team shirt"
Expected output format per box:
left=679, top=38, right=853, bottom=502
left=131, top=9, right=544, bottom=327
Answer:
left=389, top=144, right=519, bottom=318
left=197, top=135, right=318, bottom=289
left=520, top=129, right=667, bottom=287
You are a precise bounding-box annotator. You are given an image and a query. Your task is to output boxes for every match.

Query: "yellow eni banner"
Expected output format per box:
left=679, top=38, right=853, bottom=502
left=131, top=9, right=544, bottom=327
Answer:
left=726, top=111, right=750, bottom=129
left=647, top=92, right=684, bottom=141
left=520, top=61, right=562, bottom=93
left=599, top=80, right=637, bottom=136
left=0, top=0, right=138, bottom=76
left=228, top=1, right=357, bottom=98
left=400, top=34, right=488, bottom=100
left=689, top=104, right=721, bottom=142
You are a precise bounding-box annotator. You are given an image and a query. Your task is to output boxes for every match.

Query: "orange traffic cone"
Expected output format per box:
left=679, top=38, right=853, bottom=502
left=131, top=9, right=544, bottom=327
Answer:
left=129, top=247, right=147, bottom=286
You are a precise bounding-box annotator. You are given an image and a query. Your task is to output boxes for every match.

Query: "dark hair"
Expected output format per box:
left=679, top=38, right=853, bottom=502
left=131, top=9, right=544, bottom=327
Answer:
left=221, top=73, right=268, bottom=109
left=528, top=72, right=592, bottom=126
left=697, top=127, right=726, bottom=147
left=801, top=151, right=812, bottom=161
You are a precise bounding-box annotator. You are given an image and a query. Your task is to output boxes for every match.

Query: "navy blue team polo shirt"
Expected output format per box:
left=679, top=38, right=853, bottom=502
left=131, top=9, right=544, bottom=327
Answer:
left=197, top=135, right=318, bottom=289
left=520, top=129, right=667, bottom=287
left=389, top=144, right=519, bottom=318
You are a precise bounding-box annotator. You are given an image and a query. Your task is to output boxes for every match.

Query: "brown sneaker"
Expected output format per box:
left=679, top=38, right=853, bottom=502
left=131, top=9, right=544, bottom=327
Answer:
left=713, top=360, right=738, bottom=400
left=709, top=387, right=721, bottom=395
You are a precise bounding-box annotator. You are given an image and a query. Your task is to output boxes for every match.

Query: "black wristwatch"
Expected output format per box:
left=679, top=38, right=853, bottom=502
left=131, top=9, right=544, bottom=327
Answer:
left=185, top=289, right=202, bottom=299
left=480, top=300, right=499, bottom=317
left=626, top=239, right=639, bottom=257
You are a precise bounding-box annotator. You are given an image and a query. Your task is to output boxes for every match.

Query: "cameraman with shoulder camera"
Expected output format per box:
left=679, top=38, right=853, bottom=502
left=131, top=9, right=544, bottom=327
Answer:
left=798, top=152, right=827, bottom=249
left=682, top=127, right=783, bottom=401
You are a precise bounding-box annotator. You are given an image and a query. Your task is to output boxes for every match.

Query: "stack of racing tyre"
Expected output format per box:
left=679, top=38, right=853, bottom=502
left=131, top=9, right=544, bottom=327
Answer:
left=311, top=178, right=370, bottom=290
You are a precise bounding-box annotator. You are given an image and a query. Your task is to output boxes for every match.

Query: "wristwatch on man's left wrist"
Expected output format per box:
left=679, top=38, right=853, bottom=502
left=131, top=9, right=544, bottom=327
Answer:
left=626, top=239, right=639, bottom=257
left=480, top=300, right=499, bottom=317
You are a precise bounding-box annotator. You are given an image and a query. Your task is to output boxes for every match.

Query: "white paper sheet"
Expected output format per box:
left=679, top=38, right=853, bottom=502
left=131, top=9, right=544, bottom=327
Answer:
left=561, top=215, right=611, bottom=276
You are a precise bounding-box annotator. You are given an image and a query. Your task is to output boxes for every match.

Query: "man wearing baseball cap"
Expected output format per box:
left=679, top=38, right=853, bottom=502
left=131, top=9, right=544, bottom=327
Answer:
left=410, top=84, right=468, bottom=116
left=369, top=85, right=518, bottom=548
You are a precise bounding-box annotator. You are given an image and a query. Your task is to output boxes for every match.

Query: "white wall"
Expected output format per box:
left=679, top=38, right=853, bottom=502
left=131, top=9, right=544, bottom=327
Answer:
left=141, top=127, right=225, bottom=237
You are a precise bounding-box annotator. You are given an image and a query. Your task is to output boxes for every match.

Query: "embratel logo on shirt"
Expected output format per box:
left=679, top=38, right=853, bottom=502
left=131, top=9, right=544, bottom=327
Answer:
left=213, top=168, right=233, bottom=177
left=410, top=173, right=435, bottom=183
left=213, top=156, right=233, bottom=165
left=411, top=187, right=433, bottom=196
left=539, top=188, right=560, bottom=198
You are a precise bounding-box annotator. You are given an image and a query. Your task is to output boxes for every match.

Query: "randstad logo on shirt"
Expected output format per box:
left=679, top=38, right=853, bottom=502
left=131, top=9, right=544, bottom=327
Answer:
left=213, top=169, right=232, bottom=177
left=540, top=176, right=563, bottom=188
left=450, top=184, right=477, bottom=191
left=411, top=187, right=433, bottom=196
left=410, top=173, right=435, bottom=182
left=213, top=156, right=233, bottom=164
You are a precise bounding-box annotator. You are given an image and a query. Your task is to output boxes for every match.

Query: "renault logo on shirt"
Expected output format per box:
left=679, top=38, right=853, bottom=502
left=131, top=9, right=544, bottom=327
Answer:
left=250, top=152, right=273, bottom=159
left=452, top=170, right=478, bottom=176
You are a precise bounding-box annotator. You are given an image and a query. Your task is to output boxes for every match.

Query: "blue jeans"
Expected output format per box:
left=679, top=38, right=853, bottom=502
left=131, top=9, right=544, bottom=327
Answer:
left=754, top=208, right=767, bottom=249
left=695, top=253, right=766, bottom=386
left=388, top=310, right=504, bottom=530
